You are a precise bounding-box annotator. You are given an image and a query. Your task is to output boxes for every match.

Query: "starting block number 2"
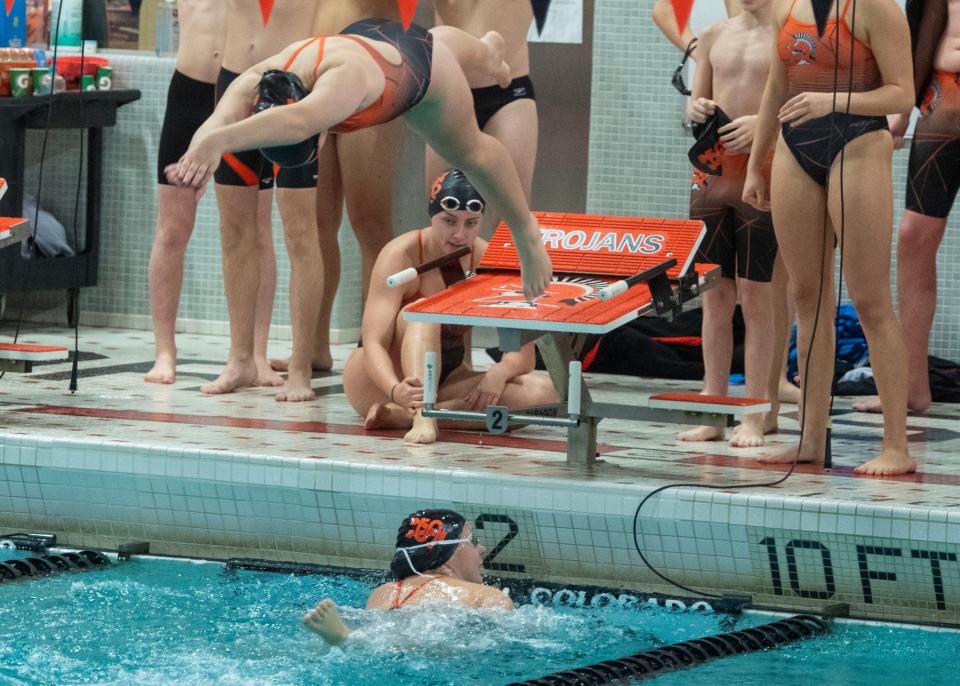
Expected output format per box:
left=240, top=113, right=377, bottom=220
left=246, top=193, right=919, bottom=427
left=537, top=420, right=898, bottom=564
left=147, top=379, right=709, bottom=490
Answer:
left=485, top=405, right=509, bottom=434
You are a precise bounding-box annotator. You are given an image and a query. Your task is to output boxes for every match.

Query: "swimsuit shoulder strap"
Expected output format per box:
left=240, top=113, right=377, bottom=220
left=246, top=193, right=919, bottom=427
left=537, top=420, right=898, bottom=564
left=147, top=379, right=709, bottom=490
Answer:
left=394, top=576, right=437, bottom=609
left=282, top=35, right=323, bottom=72
left=340, top=34, right=391, bottom=66
left=785, top=0, right=800, bottom=21
left=390, top=580, right=404, bottom=609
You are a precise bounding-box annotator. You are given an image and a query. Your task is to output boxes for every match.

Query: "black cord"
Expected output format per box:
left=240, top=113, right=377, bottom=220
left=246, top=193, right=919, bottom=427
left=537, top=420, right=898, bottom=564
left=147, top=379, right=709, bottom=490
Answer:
left=0, top=2, right=66, bottom=386
left=632, top=0, right=855, bottom=598
left=0, top=3, right=86, bottom=391
left=68, top=41, right=88, bottom=393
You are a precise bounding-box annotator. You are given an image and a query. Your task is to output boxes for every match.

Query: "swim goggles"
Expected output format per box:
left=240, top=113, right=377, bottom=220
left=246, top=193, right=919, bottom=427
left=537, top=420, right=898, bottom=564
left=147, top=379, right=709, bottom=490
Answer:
left=671, top=37, right=698, bottom=96
left=439, top=196, right=484, bottom=214
left=400, top=533, right=480, bottom=552
left=396, top=534, right=481, bottom=577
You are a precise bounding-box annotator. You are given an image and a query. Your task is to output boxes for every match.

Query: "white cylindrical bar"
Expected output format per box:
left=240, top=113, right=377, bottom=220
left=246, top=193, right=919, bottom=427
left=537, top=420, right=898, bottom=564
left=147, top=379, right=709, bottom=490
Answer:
left=0, top=178, right=7, bottom=202
left=567, top=361, right=582, bottom=417
left=386, top=267, right=417, bottom=288
left=423, top=352, right=438, bottom=406
left=597, top=280, right=628, bottom=301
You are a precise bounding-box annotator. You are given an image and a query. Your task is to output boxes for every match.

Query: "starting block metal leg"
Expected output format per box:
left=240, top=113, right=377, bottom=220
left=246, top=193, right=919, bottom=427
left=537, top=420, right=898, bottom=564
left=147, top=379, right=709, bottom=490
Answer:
left=0, top=359, right=31, bottom=373
left=537, top=334, right=598, bottom=467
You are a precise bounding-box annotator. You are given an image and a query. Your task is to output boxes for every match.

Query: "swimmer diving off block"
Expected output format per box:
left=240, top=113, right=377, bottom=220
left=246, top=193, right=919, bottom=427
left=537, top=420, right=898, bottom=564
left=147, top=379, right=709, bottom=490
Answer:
left=165, top=17, right=552, bottom=300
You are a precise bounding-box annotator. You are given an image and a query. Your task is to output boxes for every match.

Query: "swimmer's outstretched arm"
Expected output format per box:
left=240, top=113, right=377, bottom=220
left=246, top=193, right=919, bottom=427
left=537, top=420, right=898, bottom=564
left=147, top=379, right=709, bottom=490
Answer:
left=168, top=61, right=370, bottom=188
left=303, top=599, right=352, bottom=647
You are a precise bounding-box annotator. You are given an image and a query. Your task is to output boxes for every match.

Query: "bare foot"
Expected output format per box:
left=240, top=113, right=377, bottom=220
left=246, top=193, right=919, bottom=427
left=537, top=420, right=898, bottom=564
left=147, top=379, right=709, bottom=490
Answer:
left=677, top=425, right=724, bottom=442
left=757, top=441, right=820, bottom=464
left=404, top=414, right=439, bottom=444
left=480, top=31, right=512, bottom=88
left=852, top=394, right=931, bottom=415
left=303, top=599, right=351, bottom=646
left=269, top=354, right=333, bottom=374
left=778, top=379, right=802, bottom=405
left=733, top=413, right=779, bottom=436
left=145, top=352, right=176, bottom=384
left=730, top=417, right=765, bottom=448
left=364, top=403, right=413, bottom=431
left=255, top=357, right=284, bottom=387
left=275, top=374, right=317, bottom=402
left=851, top=395, right=882, bottom=413
left=201, top=359, right=258, bottom=395
left=853, top=448, right=917, bottom=476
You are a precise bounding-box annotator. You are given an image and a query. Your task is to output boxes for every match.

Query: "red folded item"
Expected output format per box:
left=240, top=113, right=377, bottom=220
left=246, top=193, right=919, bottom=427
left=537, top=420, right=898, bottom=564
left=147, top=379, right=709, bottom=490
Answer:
left=54, top=55, right=108, bottom=89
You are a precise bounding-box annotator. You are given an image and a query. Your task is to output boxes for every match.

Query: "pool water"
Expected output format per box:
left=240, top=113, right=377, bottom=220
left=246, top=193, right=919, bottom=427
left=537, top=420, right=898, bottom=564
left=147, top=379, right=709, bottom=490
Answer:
left=0, top=555, right=956, bottom=685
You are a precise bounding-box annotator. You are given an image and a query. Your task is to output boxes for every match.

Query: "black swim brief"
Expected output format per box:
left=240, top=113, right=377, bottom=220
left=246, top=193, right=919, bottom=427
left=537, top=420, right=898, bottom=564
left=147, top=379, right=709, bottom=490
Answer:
left=157, top=70, right=216, bottom=185
left=471, top=75, right=536, bottom=130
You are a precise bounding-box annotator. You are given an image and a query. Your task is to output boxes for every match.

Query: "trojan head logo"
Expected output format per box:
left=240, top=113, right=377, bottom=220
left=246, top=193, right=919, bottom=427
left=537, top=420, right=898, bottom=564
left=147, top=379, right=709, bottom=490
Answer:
left=476, top=276, right=610, bottom=310
left=920, top=80, right=942, bottom=118
left=789, top=33, right=816, bottom=65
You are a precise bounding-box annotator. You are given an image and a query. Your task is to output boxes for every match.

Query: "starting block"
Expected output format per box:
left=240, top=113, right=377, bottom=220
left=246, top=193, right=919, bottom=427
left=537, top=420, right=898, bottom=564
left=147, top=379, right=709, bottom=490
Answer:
left=403, top=212, right=769, bottom=465
left=0, top=178, right=30, bottom=251
left=0, top=343, right=69, bottom=373
left=1, top=179, right=70, bottom=373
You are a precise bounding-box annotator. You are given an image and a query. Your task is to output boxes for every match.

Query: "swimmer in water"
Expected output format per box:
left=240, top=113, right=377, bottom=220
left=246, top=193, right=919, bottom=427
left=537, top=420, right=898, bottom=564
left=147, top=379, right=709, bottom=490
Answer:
left=303, top=509, right=513, bottom=646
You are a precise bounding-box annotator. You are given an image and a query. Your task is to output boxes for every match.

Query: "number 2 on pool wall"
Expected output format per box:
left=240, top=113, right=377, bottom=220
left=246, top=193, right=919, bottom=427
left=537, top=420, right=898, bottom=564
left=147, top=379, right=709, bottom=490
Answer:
left=475, top=513, right=525, bottom=572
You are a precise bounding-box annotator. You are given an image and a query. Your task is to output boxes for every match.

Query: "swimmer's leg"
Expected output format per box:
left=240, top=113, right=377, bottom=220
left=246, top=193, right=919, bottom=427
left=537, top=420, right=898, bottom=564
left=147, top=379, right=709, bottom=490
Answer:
left=303, top=599, right=351, bottom=646
left=406, top=40, right=550, bottom=300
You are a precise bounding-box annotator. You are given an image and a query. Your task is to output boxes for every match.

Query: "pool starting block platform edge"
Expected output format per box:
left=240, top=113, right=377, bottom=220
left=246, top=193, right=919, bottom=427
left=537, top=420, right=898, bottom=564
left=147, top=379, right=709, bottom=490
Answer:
left=403, top=213, right=770, bottom=466
left=0, top=343, right=70, bottom=373
left=0, top=217, right=29, bottom=251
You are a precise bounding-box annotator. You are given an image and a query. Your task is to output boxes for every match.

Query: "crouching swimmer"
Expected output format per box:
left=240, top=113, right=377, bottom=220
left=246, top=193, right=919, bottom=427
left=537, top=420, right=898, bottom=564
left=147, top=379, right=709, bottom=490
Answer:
left=303, top=509, right=513, bottom=646
left=342, top=169, right=557, bottom=445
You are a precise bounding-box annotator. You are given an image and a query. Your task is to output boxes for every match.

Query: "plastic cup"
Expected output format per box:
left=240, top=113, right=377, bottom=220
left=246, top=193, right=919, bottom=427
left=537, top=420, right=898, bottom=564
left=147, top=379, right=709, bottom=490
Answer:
left=9, top=68, right=31, bottom=97
left=96, top=66, right=112, bottom=91
left=31, top=68, right=52, bottom=96
left=80, top=74, right=96, bottom=92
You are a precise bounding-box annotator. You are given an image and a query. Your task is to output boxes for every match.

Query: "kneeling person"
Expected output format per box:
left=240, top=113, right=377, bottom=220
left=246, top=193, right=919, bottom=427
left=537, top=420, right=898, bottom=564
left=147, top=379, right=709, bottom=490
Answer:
left=343, top=170, right=557, bottom=444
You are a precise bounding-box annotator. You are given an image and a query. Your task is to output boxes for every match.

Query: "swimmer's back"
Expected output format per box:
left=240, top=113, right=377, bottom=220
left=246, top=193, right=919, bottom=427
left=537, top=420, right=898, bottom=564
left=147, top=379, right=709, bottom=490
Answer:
left=366, top=576, right=514, bottom=611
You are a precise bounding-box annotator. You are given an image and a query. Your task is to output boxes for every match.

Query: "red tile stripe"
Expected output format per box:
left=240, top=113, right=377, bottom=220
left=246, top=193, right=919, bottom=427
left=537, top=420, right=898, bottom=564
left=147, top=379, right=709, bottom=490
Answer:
left=15, top=405, right=621, bottom=455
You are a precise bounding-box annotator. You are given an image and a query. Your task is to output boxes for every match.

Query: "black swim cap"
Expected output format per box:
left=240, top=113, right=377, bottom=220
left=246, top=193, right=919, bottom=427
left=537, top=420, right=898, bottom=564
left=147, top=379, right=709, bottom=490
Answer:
left=428, top=169, right=485, bottom=217
left=687, top=105, right=733, bottom=175
left=389, top=509, right=467, bottom=579
left=253, top=70, right=319, bottom=168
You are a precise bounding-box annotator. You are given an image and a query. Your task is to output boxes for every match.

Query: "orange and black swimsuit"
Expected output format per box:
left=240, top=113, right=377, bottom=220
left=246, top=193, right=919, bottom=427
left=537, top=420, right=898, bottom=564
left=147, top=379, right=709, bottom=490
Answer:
left=284, top=18, right=433, bottom=134
left=414, top=229, right=474, bottom=384
left=777, top=0, right=888, bottom=186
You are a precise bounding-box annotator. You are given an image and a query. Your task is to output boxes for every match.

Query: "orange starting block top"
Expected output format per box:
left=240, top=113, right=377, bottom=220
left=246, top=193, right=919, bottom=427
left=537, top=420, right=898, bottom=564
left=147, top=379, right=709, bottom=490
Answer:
left=0, top=217, right=29, bottom=250
left=480, top=212, right=705, bottom=278
left=404, top=213, right=716, bottom=335
left=0, top=343, right=69, bottom=362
